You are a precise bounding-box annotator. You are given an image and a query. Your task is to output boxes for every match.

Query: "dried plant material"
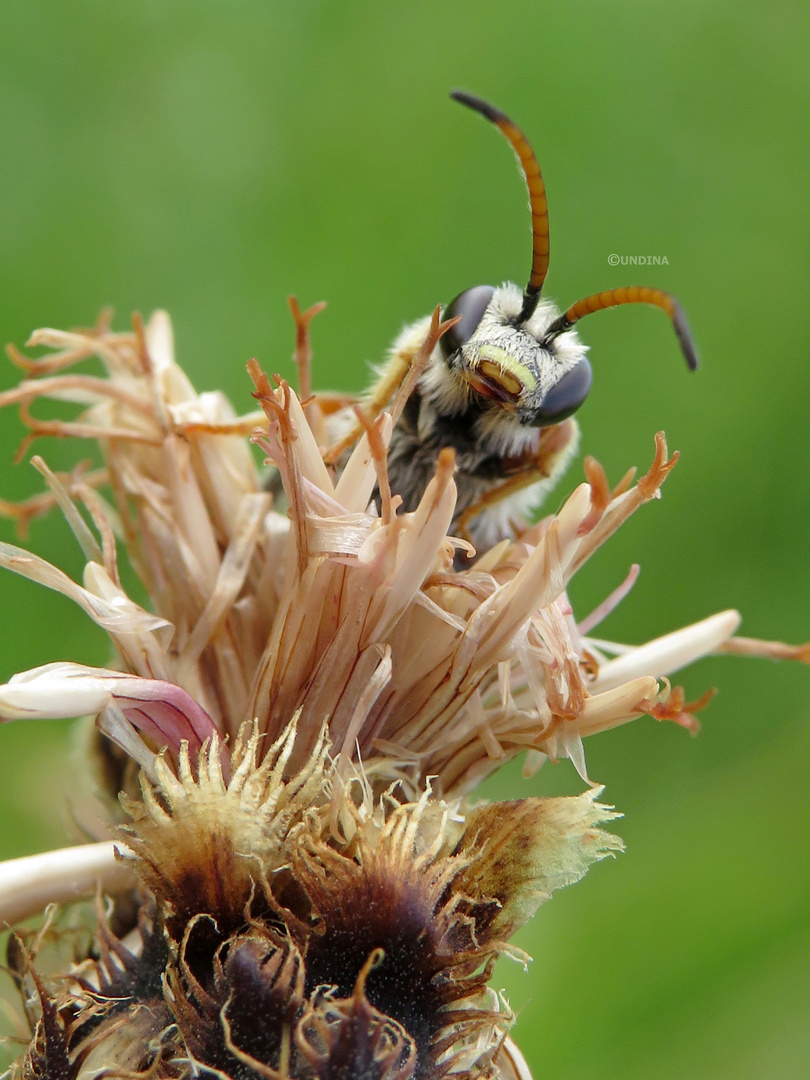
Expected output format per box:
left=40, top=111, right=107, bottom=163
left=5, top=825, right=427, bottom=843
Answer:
left=0, top=308, right=805, bottom=1080
left=0, top=843, right=133, bottom=928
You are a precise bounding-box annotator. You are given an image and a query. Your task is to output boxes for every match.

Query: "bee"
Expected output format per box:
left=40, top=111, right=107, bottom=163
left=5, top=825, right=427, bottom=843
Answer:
left=325, top=91, right=698, bottom=552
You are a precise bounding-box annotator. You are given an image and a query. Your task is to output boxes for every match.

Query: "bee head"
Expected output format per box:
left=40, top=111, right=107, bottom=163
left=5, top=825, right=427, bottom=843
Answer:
left=441, top=92, right=698, bottom=427
left=440, top=283, right=593, bottom=427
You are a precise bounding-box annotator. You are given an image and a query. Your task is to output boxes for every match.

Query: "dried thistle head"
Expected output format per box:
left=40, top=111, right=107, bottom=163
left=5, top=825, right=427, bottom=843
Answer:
left=0, top=306, right=805, bottom=1080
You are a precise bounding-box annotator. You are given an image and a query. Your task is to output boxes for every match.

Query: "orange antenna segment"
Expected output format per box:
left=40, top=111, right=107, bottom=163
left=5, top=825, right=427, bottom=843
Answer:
left=544, top=286, right=699, bottom=370
left=451, top=91, right=550, bottom=322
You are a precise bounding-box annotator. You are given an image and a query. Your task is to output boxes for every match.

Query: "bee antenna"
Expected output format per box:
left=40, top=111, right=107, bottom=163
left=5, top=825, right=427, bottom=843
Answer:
left=542, top=286, right=699, bottom=371
left=451, top=91, right=549, bottom=324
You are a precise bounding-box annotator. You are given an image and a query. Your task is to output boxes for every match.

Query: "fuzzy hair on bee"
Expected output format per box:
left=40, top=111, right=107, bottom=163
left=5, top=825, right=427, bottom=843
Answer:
left=315, top=91, right=698, bottom=553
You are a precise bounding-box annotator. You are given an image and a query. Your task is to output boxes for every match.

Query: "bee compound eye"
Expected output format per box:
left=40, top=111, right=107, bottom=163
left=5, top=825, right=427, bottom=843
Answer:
left=531, top=359, right=593, bottom=426
left=440, top=285, right=496, bottom=359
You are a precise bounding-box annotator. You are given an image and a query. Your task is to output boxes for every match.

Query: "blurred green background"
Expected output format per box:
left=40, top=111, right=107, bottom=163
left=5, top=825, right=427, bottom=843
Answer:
left=1, top=2, right=809, bottom=1077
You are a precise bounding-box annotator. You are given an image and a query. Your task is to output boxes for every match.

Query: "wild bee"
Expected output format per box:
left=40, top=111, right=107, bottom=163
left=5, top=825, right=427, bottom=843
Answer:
left=325, top=91, right=698, bottom=552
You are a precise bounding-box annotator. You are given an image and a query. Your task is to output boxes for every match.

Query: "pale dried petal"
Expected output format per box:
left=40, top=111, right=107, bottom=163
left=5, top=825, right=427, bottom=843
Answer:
left=576, top=676, right=660, bottom=737
left=287, top=384, right=336, bottom=495
left=334, top=413, right=394, bottom=513
left=363, top=451, right=457, bottom=642
left=0, top=542, right=169, bottom=635
left=31, top=456, right=104, bottom=565
left=0, top=841, right=134, bottom=926
left=177, top=492, right=270, bottom=677
left=0, top=662, right=219, bottom=756
left=590, top=610, right=742, bottom=693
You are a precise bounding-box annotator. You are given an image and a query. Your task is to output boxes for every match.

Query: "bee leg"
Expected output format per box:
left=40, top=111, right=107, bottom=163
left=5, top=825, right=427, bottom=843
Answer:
left=455, top=420, right=579, bottom=547
left=366, top=346, right=420, bottom=419
left=454, top=469, right=544, bottom=546
left=322, top=342, right=419, bottom=466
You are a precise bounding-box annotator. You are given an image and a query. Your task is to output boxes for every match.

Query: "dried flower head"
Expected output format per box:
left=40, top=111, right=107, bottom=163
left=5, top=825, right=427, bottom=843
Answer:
left=0, top=306, right=806, bottom=1079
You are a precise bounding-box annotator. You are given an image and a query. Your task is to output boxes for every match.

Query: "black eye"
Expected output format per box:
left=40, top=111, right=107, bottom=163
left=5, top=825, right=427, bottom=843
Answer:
left=531, top=360, right=593, bottom=426
left=440, top=285, right=496, bottom=358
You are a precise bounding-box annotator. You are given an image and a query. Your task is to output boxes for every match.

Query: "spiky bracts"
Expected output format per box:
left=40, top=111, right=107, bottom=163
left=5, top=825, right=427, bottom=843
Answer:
left=8, top=725, right=620, bottom=1080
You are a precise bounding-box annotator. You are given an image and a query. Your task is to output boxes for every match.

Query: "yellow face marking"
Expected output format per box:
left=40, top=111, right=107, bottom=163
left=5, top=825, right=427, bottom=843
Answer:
left=475, top=345, right=536, bottom=393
